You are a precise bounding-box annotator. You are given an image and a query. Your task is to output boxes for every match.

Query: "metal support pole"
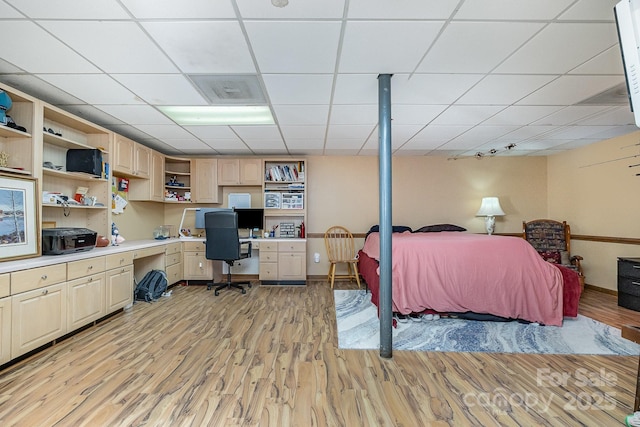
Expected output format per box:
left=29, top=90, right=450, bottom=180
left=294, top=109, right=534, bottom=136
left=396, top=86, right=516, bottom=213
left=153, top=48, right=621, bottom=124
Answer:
left=378, top=74, right=393, bottom=359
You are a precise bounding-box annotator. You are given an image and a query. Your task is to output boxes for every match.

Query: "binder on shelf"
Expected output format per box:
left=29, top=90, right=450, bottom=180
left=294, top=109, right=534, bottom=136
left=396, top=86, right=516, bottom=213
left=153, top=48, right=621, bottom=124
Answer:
left=264, top=192, right=281, bottom=209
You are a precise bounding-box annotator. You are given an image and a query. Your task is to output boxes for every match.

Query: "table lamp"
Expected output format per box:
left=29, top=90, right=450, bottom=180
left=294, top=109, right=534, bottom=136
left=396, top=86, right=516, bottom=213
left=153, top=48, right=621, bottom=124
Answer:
left=476, top=197, right=505, bottom=235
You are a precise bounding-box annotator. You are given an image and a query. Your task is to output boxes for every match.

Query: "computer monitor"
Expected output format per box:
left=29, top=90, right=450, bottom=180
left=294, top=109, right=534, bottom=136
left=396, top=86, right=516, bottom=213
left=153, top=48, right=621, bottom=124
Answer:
left=234, top=208, right=264, bottom=237
left=194, top=208, right=232, bottom=229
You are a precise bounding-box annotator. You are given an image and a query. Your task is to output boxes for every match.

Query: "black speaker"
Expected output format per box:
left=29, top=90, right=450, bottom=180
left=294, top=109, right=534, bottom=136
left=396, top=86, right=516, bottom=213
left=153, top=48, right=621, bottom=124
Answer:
left=66, top=149, right=102, bottom=177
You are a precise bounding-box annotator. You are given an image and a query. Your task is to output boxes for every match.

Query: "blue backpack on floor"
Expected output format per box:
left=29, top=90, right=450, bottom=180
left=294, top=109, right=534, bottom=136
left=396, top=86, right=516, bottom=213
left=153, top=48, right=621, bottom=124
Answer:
left=134, top=269, right=168, bottom=302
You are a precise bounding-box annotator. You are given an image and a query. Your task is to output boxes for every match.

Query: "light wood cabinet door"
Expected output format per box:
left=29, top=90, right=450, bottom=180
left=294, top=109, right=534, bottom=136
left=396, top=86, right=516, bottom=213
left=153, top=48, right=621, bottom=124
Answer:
left=218, top=158, right=262, bottom=185
left=0, top=296, right=11, bottom=365
left=114, top=135, right=135, bottom=175
left=11, top=282, right=67, bottom=359
left=68, top=272, right=105, bottom=330
left=150, top=151, right=165, bottom=201
left=105, top=265, right=133, bottom=312
left=193, top=158, right=219, bottom=203
left=183, top=252, right=213, bottom=280
left=166, top=262, right=183, bottom=285
left=134, top=143, right=151, bottom=179
left=239, top=158, right=262, bottom=185
left=278, top=252, right=306, bottom=281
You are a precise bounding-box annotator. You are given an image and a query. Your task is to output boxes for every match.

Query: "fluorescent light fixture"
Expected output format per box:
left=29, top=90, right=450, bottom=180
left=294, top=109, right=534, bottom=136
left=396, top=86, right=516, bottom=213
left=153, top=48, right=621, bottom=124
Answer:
left=158, top=106, right=274, bottom=125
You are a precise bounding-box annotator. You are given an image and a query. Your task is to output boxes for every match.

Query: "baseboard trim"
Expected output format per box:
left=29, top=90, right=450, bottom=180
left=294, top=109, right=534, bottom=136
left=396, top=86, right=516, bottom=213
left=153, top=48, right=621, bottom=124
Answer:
left=584, top=283, right=617, bottom=295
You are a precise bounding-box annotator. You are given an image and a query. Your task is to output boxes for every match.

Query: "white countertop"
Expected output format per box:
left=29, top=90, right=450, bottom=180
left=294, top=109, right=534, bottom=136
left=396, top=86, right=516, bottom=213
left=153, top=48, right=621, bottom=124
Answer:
left=0, top=238, right=176, bottom=274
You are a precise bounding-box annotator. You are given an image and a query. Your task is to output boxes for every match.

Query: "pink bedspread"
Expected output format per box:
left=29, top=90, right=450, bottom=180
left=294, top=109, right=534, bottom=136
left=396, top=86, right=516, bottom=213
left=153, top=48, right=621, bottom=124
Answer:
left=362, top=232, right=566, bottom=326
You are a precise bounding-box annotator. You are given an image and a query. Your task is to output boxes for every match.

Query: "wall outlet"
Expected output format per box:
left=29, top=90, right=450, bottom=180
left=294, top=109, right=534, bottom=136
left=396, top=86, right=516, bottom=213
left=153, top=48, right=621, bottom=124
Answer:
left=314, top=252, right=320, bottom=263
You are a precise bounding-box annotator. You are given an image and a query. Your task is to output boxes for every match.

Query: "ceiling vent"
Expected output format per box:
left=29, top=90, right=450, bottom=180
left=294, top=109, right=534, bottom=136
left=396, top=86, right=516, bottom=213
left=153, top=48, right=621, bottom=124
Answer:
left=577, top=82, right=630, bottom=106
left=188, top=74, right=267, bottom=105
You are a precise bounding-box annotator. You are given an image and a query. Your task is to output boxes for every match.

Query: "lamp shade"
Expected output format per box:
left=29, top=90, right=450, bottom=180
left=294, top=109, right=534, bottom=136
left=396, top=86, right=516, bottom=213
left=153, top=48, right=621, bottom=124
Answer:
left=476, top=197, right=505, bottom=217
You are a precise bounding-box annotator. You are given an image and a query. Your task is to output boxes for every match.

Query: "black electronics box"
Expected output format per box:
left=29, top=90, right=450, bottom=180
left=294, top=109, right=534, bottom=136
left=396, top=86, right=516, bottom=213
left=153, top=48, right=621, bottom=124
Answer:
left=66, top=148, right=102, bottom=177
left=42, top=227, right=97, bottom=255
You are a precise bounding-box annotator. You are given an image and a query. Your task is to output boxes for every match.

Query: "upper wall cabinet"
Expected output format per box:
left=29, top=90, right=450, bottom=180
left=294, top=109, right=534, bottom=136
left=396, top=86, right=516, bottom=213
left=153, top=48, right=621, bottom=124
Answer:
left=129, top=150, right=164, bottom=202
left=193, top=158, right=220, bottom=204
left=41, top=104, right=112, bottom=236
left=0, top=85, right=37, bottom=176
left=113, top=135, right=150, bottom=178
left=218, top=158, right=262, bottom=186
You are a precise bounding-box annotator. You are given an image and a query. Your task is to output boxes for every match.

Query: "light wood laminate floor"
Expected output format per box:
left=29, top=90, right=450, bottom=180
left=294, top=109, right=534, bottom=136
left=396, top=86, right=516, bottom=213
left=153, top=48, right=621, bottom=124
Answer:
left=0, top=282, right=639, bottom=426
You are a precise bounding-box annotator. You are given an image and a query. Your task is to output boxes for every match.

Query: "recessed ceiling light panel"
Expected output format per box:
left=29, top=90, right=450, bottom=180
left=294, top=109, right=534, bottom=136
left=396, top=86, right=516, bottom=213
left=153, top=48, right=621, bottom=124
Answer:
left=158, top=106, right=274, bottom=125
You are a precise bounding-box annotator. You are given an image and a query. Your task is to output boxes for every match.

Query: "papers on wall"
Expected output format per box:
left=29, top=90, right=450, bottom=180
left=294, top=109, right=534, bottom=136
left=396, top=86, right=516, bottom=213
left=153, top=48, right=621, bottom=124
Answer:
left=228, top=193, right=251, bottom=208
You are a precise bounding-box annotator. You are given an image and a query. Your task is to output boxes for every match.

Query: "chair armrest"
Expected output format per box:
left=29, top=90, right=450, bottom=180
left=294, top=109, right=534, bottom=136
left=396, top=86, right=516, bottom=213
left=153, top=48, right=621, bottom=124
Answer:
left=240, top=240, right=252, bottom=258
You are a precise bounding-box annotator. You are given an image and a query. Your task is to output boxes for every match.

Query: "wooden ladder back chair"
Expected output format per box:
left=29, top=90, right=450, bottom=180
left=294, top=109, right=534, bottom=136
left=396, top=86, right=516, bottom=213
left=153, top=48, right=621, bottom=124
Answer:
left=324, top=225, right=361, bottom=289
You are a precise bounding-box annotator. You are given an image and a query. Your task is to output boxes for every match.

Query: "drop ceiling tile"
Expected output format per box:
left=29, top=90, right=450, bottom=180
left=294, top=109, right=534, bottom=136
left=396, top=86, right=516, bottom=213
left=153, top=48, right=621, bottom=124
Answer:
left=432, top=106, right=505, bottom=126
left=0, top=75, right=84, bottom=105
left=495, top=126, right=558, bottom=141
left=517, top=139, right=576, bottom=150
left=39, top=21, right=178, bottom=73
left=445, top=126, right=520, bottom=148
left=285, top=139, right=326, bottom=149
left=245, top=22, right=341, bottom=73
left=61, top=105, right=125, bottom=126
left=280, top=125, right=326, bottom=139
left=262, top=75, right=333, bottom=104
left=455, top=0, right=574, bottom=20
left=483, top=106, right=563, bottom=126
left=107, top=124, right=153, bottom=140
left=95, top=105, right=174, bottom=125
left=111, top=74, right=208, bottom=106
left=6, top=0, right=129, bottom=18
left=496, top=23, right=618, bottom=74
left=325, top=138, right=367, bottom=149
left=393, top=74, right=485, bottom=104
left=121, top=0, right=236, bottom=18
left=0, top=59, right=23, bottom=74
left=184, top=126, right=239, bottom=139
left=236, top=0, right=345, bottom=18
left=531, top=105, right=613, bottom=125
left=0, top=22, right=100, bottom=73
left=570, top=46, right=625, bottom=75
left=327, top=124, right=376, bottom=140
left=0, top=2, right=24, bottom=17
left=576, top=107, right=635, bottom=125
left=348, top=0, right=458, bottom=18
left=137, top=138, right=180, bottom=153
left=392, top=105, right=448, bottom=125
left=558, top=0, right=618, bottom=20
left=457, top=75, right=556, bottom=105
left=340, top=21, right=444, bottom=73
left=159, top=138, right=212, bottom=150
left=518, top=75, right=625, bottom=105
left=36, top=74, right=143, bottom=105
left=390, top=125, right=425, bottom=146
left=333, top=74, right=380, bottom=104
left=203, top=139, right=248, bottom=150
left=330, top=105, right=378, bottom=125
left=410, top=125, right=470, bottom=143
left=231, top=125, right=282, bottom=141
left=272, top=105, right=329, bottom=125
left=244, top=139, right=288, bottom=150
left=142, top=22, right=255, bottom=74
left=419, top=22, right=544, bottom=73
left=135, top=124, right=195, bottom=140
left=400, top=137, right=450, bottom=151
left=546, top=125, right=618, bottom=140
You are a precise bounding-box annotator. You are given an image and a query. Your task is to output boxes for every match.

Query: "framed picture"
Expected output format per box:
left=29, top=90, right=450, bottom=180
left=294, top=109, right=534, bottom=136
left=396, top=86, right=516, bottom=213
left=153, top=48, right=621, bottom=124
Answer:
left=0, top=174, right=39, bottom=260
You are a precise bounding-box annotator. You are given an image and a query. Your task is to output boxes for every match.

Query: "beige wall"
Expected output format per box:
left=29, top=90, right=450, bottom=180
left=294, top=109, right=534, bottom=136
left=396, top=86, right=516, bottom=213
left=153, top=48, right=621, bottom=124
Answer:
left=548, top=129, right=640, bottom=291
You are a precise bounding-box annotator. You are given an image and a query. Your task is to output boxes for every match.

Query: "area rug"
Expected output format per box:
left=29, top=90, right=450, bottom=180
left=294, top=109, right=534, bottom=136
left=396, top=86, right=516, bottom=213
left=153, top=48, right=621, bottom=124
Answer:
left=335, top=290, right=640, bottom=355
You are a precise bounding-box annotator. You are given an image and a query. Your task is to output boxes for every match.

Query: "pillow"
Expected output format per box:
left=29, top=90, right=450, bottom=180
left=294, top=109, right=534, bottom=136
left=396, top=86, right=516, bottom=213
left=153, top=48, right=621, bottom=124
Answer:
left=365, top=225, right=412, bottom=239
left=413, top=224, right=467, bottom=233
left=538, top=250, right=561, bottom=264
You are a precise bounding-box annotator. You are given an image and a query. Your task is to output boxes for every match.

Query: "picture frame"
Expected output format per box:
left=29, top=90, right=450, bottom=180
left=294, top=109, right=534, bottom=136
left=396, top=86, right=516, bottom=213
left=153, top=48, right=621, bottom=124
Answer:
left=0, top=174, right=39, bottom=260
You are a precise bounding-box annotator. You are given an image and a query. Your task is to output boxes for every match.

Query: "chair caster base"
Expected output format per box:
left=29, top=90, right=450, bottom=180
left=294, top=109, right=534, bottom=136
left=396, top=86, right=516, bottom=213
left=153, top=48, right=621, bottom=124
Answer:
left=241, top=289, right=246, bottom=294
left=214, top=290, right=220, bottom=296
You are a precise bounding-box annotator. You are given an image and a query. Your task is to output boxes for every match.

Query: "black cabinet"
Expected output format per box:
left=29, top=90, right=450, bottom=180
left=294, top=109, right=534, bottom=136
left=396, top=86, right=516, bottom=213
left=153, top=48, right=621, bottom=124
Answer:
left=618, top=257, right=640, bottom=311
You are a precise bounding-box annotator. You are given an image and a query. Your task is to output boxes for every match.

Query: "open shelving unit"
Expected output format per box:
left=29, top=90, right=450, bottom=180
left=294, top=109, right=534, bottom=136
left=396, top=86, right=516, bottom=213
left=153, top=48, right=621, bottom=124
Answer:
left=164, top=156, right=192, bottom=203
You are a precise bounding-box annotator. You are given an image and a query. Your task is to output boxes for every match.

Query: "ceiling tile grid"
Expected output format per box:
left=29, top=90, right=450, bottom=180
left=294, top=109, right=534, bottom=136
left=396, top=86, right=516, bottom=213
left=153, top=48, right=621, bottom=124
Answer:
left=0, top=0, right=634, bottom=157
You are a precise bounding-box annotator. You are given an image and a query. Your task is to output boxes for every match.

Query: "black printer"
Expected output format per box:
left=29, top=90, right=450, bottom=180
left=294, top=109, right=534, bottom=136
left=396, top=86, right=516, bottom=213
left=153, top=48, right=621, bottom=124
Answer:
left=42, top=227, right=97, bottom=255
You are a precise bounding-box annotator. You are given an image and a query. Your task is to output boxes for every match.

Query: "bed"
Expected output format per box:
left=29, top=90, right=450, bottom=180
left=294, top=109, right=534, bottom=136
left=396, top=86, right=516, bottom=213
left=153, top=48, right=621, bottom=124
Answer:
left=359, top=230, right=582, bottom=327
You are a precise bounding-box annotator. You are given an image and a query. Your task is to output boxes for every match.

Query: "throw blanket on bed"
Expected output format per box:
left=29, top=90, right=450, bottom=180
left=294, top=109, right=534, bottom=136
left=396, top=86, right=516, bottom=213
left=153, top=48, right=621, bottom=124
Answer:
left=362, top=232, right=565, bottom=326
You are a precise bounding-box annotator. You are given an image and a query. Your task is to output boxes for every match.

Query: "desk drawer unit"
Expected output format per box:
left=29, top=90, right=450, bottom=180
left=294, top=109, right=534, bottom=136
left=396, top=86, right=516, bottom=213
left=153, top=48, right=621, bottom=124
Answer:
left=67, top=257, right=106, bottom=281
left=106, top=251, right=134, bottom=270
left=618, top=257, right=640, bottom=311
left=11, top=264, right=67, bottom=295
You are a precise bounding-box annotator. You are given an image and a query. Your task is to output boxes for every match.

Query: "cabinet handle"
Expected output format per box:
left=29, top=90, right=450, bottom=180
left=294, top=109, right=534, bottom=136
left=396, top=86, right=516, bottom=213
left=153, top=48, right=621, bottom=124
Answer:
left=88, top=277, right=93, bottom=282
left=42, top=289, right=48, bottom=295
left=88, top=265, right=93, bottom=270
left=41, top=274, right=47, bottom=280
left=120, top=258, right=125, bottom=264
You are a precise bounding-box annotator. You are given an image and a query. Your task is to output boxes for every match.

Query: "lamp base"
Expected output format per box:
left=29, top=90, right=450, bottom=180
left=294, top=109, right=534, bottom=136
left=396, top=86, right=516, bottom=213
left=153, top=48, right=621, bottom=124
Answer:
left=485, top=215, right=496, bottom=235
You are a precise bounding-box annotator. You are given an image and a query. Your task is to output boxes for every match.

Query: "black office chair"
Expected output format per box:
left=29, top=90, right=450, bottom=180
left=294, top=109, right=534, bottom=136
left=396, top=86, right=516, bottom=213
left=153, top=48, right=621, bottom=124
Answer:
left=204, top=210, right=252, bottom=296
